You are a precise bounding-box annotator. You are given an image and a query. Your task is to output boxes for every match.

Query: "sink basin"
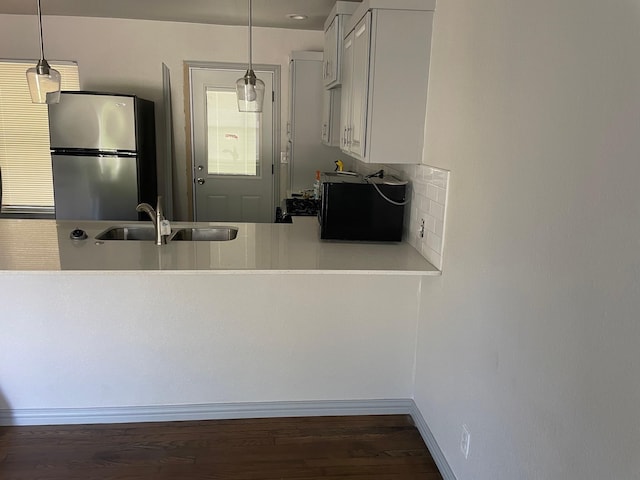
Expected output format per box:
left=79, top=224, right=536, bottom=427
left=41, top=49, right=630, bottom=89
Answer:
left=94, top=225, right=238, bottom=242
left=95, top=226, right=157, bottom=241
left=170, top=227, right=238, bottom=241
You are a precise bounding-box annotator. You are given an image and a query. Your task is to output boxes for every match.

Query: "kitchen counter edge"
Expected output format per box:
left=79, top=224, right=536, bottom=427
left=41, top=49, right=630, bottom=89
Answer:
left=0, top=217, right=440, bottom=275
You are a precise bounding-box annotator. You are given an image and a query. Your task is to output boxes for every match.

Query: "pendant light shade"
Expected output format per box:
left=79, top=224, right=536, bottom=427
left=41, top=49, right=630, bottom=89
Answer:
left=26, top=0, right=61, bottom=104
left=236, top=0, right=264, bottom=112
left=236, top=69, right=265, bottom=113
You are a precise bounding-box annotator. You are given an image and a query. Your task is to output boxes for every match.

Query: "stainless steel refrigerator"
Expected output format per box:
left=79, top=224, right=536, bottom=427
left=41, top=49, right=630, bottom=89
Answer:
left=48, top=91, right=157, bottom=220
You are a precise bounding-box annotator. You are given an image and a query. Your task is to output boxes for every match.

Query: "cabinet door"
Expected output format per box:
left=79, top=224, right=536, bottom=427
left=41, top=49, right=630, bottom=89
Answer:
left=349, top=12, right=371, bottom=159
left=340, top=31, right=354, bottom=153
left=323, top=16, right=338, bottom=87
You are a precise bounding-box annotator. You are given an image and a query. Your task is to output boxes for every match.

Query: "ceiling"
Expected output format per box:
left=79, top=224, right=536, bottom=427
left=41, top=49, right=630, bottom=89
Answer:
left=0, top=0, right=362, bottom=31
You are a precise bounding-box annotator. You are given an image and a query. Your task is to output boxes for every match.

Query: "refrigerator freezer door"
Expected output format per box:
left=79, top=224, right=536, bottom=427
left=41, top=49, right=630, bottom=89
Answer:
left=48, top=93, right=137, bottom=152
left=52, top=154, right=139, bottom=220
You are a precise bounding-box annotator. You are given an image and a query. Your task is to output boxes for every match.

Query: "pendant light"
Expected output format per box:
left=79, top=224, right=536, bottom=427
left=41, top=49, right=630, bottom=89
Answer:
left=236, top=0, right=265, bottom=112
left=26, top=0, right=61, bottom=104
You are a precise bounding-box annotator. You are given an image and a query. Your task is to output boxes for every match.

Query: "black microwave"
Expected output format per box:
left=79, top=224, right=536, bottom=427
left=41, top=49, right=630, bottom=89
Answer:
left=319, top=172, right=407, bottom=242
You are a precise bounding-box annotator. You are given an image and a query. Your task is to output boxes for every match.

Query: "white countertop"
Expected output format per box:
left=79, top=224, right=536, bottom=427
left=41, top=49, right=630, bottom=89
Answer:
left=0, top=217, right=439, bottom=275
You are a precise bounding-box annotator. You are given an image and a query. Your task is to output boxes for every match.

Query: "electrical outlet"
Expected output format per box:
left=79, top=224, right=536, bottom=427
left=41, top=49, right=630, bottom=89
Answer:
left=460, top=424, right=471, bottom=459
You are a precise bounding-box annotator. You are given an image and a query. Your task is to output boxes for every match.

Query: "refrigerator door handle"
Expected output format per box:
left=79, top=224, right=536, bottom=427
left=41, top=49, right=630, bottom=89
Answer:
left=50, top=148, right=137, bottom=157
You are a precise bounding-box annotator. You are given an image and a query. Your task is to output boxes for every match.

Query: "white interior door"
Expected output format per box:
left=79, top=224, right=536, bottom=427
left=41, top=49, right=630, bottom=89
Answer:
left=190, top=67, right=274, bottom=222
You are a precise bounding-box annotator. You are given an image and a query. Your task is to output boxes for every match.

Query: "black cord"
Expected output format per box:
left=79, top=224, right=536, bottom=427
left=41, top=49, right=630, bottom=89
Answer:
left=365, top=169, right=385, bottom=179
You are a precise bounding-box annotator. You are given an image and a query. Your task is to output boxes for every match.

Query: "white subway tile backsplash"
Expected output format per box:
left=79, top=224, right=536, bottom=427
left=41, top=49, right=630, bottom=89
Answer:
left=351, top=161, right=449, bottom=271
left=426, top=231, right=442, bottom=254
left=412, top=181, right=427, bottom=198
left=425, top=248, right=442, bottom=270
left=429, top=201, right=445, bottom=221
left=426, top=215, right=437, bottom=234
left=421, top=196, right=431, bottom=213
left=409, top=164, right=450, bottom=271
left=426, top=183, right=439, bottom=201
left=432, top=170, right=447, bottom=187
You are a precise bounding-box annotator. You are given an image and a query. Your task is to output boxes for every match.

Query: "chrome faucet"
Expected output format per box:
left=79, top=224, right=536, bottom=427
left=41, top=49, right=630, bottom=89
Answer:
left=136, top=196, right=169, bottom=245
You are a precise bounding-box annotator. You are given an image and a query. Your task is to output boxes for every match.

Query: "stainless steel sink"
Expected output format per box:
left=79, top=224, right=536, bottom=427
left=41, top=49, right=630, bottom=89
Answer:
left=95, top=226, right=157, bottom=241
left=170, top=227, right=238, bottom=241
left=95, top=225, right=238, bottom=242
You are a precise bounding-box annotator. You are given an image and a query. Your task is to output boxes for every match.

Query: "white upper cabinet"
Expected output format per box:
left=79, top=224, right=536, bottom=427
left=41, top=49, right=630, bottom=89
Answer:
left=323, top=1, right=358, bottom=89
left=339, top=0, right=436, bottom=164
left=341, top=13, right=370, bottom=159
left=323, top=16, right=339, bottom=87
left=340, top=31, right=354, bottom=154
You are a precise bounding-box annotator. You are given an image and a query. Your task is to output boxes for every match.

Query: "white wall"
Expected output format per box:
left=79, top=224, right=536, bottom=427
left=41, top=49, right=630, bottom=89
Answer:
left=0, top=273, right=420, bottom=410
left=0, top=15, right=324, bottom=219
left=415, top=1, right=640, bottom=479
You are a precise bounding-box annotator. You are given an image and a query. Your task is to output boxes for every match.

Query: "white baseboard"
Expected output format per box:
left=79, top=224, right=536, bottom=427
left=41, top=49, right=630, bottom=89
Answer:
left=409, top=402, right=457, bottom=480
left=1, top=398, right=455, bottom=479
left=0, top=398, right=414, bottom=426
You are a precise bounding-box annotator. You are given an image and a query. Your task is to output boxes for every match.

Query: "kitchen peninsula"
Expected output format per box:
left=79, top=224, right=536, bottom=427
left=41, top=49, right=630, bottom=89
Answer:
left=0, top=217, right=438, bottom=273
left=0, top=217, right=436, bottom=426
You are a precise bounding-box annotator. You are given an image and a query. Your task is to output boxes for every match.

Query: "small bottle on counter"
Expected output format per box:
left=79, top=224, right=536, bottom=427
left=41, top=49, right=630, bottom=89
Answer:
left=313, top=170, right=321, bottom=200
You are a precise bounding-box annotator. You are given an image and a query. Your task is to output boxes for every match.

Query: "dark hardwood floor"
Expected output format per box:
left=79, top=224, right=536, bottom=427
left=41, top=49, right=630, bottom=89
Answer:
left=0, top=414, right=442, bottom=479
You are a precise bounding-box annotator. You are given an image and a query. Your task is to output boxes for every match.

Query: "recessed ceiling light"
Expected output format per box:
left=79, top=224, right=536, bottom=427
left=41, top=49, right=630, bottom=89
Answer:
left=286, top=14, right=308, bottom=21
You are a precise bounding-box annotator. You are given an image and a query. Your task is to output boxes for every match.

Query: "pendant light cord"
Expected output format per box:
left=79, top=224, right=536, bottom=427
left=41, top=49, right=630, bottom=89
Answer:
left=37, top=0, right=45, bottom=60
left=38, top=0, right=44, bottom=59
left=248, top=0, right=253, bottom=70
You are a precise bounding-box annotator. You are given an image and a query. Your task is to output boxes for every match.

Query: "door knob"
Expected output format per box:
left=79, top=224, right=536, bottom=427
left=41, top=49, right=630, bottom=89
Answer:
left=197, top=165, right=204, bottom=171
left=196, top=178, right=205, bottom=185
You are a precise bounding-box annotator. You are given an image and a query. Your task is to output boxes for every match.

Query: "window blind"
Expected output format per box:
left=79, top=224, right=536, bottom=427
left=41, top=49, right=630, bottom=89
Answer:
left=0, top=60, right=79, bottom=212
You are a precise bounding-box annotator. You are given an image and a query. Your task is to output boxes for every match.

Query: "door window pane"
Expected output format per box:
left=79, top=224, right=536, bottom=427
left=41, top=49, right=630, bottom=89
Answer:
left=206, top=89, right=260, bottom=176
